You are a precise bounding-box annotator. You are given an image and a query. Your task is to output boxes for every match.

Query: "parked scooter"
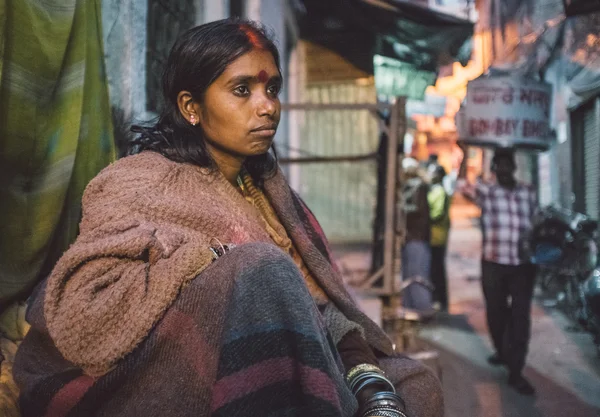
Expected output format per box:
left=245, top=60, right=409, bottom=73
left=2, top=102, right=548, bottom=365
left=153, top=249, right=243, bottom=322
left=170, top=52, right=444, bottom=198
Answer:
left=584, top=266, right=600, bottom=355
left=527, top=206, right=600, bottom=355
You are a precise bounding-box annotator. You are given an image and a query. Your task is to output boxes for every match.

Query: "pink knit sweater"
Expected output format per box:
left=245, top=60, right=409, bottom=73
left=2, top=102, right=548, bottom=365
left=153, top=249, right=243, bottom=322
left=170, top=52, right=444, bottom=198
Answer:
left=44, top=151, right=393, bottom=375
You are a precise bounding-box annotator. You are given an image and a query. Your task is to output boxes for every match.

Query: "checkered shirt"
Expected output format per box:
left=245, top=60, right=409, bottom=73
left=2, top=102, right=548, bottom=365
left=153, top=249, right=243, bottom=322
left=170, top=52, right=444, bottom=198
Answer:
left=475, top=180, right=537, bottom=265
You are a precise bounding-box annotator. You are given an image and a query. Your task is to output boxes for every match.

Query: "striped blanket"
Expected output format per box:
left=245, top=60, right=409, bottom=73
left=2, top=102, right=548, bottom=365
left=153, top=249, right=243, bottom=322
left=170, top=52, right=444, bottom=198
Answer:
left=15, top=243, right=356, bottom=416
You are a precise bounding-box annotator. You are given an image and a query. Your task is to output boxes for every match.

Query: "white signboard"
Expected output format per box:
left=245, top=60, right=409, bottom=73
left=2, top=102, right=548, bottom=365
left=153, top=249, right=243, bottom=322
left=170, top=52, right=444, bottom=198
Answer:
left=406, top=94, right=447, bottom=118
left=460, top=76, right=553, bottom=150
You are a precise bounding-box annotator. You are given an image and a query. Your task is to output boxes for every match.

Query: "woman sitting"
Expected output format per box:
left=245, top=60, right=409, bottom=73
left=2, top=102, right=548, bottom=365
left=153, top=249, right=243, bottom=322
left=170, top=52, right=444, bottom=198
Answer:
left=14, top=18, right=443, bottom=417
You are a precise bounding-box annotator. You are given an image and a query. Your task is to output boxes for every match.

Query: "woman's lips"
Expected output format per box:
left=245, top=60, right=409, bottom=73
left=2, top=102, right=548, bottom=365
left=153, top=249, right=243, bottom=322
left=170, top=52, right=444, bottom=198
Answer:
left=250, top=129, right=276, bottom=137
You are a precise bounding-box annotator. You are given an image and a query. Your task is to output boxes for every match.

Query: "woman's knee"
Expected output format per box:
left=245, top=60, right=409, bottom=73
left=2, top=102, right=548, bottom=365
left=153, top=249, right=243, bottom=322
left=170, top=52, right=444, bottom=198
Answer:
left=212, top=242, right=324, bottom=341
left=207, top=242, right=309, bottom=298
left=203, top=241, right=293, bottom=278
left=237, top=241, right=302, bottom=278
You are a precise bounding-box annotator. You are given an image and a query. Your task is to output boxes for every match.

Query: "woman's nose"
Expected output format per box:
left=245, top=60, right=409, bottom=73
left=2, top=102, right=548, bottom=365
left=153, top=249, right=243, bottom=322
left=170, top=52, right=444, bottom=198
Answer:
left=256, top=94, right=278, bottom=118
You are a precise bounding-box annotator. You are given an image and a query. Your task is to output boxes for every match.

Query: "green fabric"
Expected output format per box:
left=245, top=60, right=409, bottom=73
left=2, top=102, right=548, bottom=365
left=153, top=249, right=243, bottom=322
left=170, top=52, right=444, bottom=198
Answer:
left=0, top=0, right=115, bottom=306
left=428, top=183, right=450, bottom=247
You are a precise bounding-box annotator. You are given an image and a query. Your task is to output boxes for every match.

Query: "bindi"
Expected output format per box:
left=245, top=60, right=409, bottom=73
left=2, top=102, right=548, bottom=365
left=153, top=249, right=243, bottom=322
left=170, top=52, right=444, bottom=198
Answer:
left=257, top=70, right=268, bottom=83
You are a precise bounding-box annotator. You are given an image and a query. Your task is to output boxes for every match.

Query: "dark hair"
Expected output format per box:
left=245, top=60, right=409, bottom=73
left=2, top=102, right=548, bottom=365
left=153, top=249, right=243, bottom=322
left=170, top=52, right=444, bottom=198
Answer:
left=433, top=164, right=446, bottom=179
left=129, top=18, right=281, bottom=180
left=491, top=148, right=516, bottom=171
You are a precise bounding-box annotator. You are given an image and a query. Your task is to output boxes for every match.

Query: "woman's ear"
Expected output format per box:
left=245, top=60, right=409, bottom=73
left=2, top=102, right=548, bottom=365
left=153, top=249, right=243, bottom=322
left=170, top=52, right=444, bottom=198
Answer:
left=177, top=91, right=199, bottom=125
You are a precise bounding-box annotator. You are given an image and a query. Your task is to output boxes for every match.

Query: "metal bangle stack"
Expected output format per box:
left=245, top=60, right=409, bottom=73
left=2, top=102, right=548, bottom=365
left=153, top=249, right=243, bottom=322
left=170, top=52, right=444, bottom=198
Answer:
left=346, top=364, right=409, bottom=417
left=359, top=392, right=409, bottom=417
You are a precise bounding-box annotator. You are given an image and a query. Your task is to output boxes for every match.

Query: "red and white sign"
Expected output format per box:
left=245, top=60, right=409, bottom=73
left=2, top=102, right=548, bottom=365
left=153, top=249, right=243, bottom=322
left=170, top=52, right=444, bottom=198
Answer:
left=459, top=75, right=553, bottom=150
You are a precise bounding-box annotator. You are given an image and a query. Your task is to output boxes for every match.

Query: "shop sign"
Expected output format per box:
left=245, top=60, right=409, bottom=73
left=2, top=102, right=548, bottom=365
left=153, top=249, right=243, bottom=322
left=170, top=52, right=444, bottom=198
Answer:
left=406, top=94, right=447, bottom=118
left=374, top=55, right=437, bottom=101
left=459, top=75, right=553, bottom=150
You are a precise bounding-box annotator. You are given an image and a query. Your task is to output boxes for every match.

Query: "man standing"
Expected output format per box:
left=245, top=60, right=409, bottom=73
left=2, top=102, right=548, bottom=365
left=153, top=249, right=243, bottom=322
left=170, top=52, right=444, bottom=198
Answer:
left=428, top=164, right=451, bottom=312
left=459, top=147, right=538, bottom=395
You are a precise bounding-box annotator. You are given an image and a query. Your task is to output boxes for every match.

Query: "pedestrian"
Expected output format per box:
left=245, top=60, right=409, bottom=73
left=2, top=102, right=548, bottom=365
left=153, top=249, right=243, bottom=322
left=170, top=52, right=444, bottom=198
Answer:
left=14, top=18, right=442, bottom=417
left=427, top=164, right=451, bottom=312
left=458, top=147, right=538, bottom=395
left=427, top=153, right=455, bottom=202
left=400, top=158, right=434, bottom=313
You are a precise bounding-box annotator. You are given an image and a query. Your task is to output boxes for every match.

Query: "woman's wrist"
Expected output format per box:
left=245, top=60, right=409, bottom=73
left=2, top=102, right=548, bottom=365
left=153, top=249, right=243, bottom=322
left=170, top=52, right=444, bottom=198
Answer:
left=355, top=383, right=387, bottom=404
left=346, top=363, right=408, bottom=417
left=346, top=363, right=382, bottom=384
left=358, top=392, right=409, bottom=417
left=346, top=365, right=395, bottom=395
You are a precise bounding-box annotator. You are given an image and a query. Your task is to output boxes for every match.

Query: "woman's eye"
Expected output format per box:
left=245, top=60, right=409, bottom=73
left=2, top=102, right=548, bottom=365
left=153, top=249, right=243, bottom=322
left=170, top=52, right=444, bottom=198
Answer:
left=233, top=86, right=250, bottom=96
left=267, top=84, right=281, bottom=97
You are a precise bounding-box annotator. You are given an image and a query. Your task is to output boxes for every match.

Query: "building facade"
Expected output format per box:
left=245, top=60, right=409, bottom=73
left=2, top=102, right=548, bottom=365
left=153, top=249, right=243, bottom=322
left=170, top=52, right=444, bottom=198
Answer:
left=475, top=0, right=600, bottom=214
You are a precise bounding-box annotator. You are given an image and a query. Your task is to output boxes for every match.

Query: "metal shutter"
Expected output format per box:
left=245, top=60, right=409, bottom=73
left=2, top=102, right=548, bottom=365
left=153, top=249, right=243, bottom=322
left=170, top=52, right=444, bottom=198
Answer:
left=584, top=99, right=600, bottom=219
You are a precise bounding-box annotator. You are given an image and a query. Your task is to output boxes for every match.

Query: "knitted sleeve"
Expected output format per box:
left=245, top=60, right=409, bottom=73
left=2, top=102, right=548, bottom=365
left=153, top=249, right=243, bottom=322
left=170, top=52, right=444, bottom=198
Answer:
left=43, top=154, right=213, bottom=376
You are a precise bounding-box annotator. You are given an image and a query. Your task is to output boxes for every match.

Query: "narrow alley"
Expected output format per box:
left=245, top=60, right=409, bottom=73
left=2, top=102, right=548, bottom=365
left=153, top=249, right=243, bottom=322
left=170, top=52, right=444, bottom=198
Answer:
left=336, top=197, right=600, bottom=417
left=421, top=199, right=600, bottom=417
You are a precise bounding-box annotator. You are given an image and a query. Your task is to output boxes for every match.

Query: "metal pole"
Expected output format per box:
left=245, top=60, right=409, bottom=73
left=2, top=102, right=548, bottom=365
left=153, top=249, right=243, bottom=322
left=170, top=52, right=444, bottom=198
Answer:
left=279, top=153, right=377, bottom=164
left=281, top=102, right=391, bottom=111
left=382, top=97, right=405, bottom=294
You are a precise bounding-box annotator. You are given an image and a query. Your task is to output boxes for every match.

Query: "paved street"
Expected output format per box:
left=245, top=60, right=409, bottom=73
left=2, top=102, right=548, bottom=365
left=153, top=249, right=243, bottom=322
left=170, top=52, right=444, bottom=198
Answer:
left=335, top=199, right=600, bottom=417
left=422, top=214, right=600, bottom=417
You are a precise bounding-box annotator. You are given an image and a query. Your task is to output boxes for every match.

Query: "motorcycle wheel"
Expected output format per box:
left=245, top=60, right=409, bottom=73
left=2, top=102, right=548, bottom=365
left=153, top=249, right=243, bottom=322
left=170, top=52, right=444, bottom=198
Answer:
left=563, top=276, right=586, bottom=326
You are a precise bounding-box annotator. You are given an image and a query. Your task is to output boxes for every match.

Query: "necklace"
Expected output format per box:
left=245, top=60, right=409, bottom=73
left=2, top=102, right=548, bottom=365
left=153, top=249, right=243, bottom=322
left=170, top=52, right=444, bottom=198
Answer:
left=237, top=174, right=254, bottom=205
left=236, top=175, right=245, bottom=194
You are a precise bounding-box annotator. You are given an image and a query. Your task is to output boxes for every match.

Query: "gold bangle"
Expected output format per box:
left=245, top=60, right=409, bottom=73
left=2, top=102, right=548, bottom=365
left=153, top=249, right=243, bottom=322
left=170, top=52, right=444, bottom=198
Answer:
left=345, top=363, right=384, bottom=384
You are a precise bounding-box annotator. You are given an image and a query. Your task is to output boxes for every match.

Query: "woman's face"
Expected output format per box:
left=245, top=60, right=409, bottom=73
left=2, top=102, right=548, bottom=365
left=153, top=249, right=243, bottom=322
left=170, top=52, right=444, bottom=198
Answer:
left=189, top=49, right=282, bottom=162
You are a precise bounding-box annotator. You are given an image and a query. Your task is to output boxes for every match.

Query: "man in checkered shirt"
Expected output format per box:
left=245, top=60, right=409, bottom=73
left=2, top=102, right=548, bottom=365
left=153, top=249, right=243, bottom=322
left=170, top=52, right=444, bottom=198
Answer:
left=459, top=148, right=538, bottom=396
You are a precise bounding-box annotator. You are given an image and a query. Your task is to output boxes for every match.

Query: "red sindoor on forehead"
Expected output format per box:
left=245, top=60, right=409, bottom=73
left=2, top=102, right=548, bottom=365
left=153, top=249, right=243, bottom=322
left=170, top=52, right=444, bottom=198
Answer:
left=257, top=70, right=268, bottom=83
left=239, top=25, right=270, bottom=83
left=240, top=25, right=262, bottom=48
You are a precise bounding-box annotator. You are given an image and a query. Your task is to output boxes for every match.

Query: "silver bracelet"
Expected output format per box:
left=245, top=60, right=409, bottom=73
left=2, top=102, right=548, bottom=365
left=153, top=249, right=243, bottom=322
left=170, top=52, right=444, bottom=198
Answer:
left=350, top=372, right=396, bottom=395
left=360, top=392, right=408, bottom=417
left=349, top=371, right=383, bottom=393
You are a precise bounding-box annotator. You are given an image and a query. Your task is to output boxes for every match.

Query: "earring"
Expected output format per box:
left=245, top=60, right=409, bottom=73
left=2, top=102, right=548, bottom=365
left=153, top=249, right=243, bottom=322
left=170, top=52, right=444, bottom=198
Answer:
left=190, top=115, right=197, bottom=126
